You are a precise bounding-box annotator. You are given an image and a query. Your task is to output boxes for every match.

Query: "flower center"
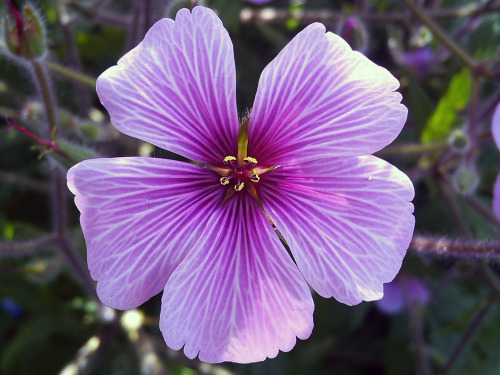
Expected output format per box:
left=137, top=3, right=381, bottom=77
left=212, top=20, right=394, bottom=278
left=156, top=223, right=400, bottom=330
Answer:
left=219, top=155, right=261, bottom=191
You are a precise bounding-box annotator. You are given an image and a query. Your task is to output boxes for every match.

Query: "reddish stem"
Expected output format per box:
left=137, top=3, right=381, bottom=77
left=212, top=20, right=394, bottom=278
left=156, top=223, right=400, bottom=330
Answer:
left=6, top=117, right=62, bottom=153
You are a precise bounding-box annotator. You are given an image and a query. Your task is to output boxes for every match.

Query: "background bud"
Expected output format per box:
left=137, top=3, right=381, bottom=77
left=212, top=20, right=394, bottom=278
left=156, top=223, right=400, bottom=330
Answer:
left=3, top=2, right=46, bottom=60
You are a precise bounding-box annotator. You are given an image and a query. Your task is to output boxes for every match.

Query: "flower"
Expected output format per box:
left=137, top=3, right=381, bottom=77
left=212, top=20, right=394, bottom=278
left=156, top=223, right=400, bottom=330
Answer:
left=492, top=103, right=500, bottom=219
left=67, top=6, right=415, bottom=363
left=375, top=274, right=430, bottom=315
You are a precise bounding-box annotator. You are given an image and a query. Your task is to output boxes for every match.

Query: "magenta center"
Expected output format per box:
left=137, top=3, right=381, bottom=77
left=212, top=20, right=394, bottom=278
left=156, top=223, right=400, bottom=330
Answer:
left=220, top=156, right=260, bottom=191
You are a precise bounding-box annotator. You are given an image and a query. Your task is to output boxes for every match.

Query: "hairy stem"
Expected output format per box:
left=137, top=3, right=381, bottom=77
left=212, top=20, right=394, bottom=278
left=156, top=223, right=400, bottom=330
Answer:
left=46, top=61, right=97, bottom=88
left=410, top=235, right=500, bottom=261
left=31, top=60, right=59, bottom=137
left=239, top=3, right=500, bottom=25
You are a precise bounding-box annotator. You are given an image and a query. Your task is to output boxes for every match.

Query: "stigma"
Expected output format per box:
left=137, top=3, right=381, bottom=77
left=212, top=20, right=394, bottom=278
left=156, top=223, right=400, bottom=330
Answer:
left=219, top=155, right=261, bottom=192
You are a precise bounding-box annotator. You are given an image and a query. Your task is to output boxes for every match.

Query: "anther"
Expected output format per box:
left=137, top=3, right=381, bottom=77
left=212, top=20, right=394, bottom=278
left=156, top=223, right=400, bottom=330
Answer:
left=244, top=156, right=258, bottom=165
left=234, top=182, right=245, bottom=191
left=250, top=174, right=260, bottom=182
left=223, top=156, right=237, bottom=164
left=220, top=177, right=230, bottom=185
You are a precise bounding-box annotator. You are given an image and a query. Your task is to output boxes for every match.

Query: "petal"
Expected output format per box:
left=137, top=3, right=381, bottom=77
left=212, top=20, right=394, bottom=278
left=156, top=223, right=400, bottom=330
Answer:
left=493, top=173, right=500, bottom=221
left=493, top=102, right=500, bottom=150
left=96, top=7, right=239, bottom=164
left=248, top=23, right=407, bottom=165
left=159, top=194, right=314, bottom=363
left=259, top=156, right=415, bottom=305
left=67, top=157, right=223, bottom=309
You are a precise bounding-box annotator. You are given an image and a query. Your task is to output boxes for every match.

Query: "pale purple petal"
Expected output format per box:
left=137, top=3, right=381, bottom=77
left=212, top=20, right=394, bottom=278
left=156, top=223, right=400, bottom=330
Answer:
left=96, top=6, right=239, bottom=164
left=492, top=104, right=500, bottom=219
left=494, top=173, right=500, bottom=221
left=248, top=23, right=407, bottom=165
left=160, top=194, right=314, bottom=363
left=260, top=156, right=415, bottom=305
left=67, top=158, right=222, bottom=309
left=492, top=102, right=500, bottom=149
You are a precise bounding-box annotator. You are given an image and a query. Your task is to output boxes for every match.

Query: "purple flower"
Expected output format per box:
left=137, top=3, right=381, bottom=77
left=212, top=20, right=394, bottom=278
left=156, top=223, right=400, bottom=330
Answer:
left=375, top=275, right=430, bottom=315
left=402, top=47, right=432, bottom=74
left=492, top=103, right=500, bottom=220
left=67, top=6, right=414, bottom=363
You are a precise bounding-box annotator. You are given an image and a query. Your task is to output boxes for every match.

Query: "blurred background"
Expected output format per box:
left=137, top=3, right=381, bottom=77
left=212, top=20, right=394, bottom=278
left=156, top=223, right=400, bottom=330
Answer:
left=2, top=0, right=500, bottom=374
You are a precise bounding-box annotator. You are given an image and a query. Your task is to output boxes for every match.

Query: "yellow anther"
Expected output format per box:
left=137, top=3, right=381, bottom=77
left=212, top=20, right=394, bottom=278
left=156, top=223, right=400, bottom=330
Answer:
left=250, top=174, right=260, bottom=182
left=234, top=182, right=245, bottom=191
left=220, top=177, right=230, bottom=185
left=223, top=156, right=237, bottom=164
left=244, top=156, right=258, bottom=165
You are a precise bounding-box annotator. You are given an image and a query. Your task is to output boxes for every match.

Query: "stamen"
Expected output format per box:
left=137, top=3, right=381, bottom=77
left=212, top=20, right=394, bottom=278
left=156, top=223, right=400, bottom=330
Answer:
left=244, top=156, right=258, bottom=165
left=220, top=177, right=230, bottom=185
left=234, top=182, right=245, bottom=191
left=250, top=174, right=260, bottom=182
left=223, top=155, right=237, bottom=164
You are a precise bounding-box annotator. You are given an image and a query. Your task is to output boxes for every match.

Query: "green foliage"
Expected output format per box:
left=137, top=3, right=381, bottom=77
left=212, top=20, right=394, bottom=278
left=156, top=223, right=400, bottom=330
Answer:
left=421, top=69, right=472, bottom=143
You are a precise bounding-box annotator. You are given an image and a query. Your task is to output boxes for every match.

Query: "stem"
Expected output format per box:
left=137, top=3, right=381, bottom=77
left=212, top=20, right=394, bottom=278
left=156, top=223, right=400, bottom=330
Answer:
left=0, top=169, right=51, bottom=193
left=66, top=1, right=132, bottom=27
left=239, top=4, right=500, bottom=25
left=408, top=305, right=431, bottom=375
left=31, top=59, right=98, bottom=300
left=461, top=194, right=500, bottom=232
left=53, top=171, right=98, bottom=299
left=479, top=84, right=500, bottom=124
left=6, top=119, right=64, bottom=153
left=31, top=60, right=59, bottom=137
left=480, top=262, right=500, bottom=297
left=401, top=0, right=477, bottom=72
left=46, top=61, right=97, bottom=88
left=376, top=141, right=448, bottom=157
left=55, top=1, right=92, bottom=115
left=410, top=235, right=500, bottom=261
left=438, top=180, right=473, bottom=238
left=439, top=297, right=498, bottom=375
left=466, top=76, right=481, bottom=139
left=0, top=234, right=58, bottom=257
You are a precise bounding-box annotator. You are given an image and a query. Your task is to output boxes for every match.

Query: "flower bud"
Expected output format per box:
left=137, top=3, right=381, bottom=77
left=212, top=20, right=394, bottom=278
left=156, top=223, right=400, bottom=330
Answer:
left=448, top=129, right=469, bottom=152
left=338, top=16, right=368, bottom=54
left=3, top=2, right=46, bottom=60
left=453, top=166, right=479, bottom=195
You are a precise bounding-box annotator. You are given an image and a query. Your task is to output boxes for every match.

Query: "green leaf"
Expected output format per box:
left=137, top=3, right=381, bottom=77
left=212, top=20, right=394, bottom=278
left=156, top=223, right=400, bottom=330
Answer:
left=421, top=69, right=472, bottom=143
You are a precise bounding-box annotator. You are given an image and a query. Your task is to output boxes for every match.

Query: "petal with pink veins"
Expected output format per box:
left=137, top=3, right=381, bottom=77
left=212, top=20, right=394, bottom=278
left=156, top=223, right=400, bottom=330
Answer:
left=160, top=194, right=314, bottom=363
left=96, top=7, right=239, bottom=164
left=249, top=23, right=407, bottom=165
left=67, top=157, right=222, bottom=310
left=260, top=155, right=415, bottom=305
